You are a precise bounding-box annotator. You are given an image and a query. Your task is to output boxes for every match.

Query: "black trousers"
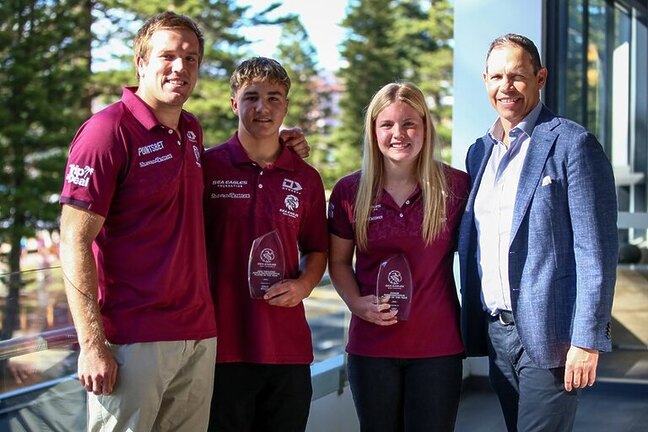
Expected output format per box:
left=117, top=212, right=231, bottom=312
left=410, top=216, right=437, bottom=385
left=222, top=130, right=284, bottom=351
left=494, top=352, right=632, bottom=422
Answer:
left=208, top=362, right=312, bottom=432
left=347, top=353, right=463, bottom=432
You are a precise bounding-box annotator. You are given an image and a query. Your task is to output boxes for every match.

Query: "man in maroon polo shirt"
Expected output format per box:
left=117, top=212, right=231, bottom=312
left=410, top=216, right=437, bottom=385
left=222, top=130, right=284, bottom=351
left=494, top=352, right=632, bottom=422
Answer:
left=59, top=12, right=217, bottom=431
left=203, top=57, right=328, bottom=431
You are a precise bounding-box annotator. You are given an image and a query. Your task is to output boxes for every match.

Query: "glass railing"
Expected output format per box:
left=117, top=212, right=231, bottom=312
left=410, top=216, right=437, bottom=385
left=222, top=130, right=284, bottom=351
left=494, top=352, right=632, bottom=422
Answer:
left=0, top=258, right=351, bottom=430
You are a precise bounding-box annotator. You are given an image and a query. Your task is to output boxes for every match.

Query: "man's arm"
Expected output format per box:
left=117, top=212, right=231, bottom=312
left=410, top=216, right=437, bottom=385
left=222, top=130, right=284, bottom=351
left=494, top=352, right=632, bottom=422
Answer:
left=60, top=204, right=117, bottom=395
left=564, top=130, right=618, bottom=391
left=264, top=251, right=326, bottom=307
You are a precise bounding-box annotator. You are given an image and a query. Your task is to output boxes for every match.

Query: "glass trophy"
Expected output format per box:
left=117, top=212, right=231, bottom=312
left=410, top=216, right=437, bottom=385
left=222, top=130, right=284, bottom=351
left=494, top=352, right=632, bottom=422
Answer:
left=376, top=254, right=413, bottom=320
left=248, top=230, right=285, bottom=299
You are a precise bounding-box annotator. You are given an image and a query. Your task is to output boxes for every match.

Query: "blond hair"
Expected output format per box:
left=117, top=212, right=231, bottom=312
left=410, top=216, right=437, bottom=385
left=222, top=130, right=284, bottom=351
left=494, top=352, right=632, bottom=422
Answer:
left=230, top=57, right=291, bottom=97
left=354, top=82, right=448, bottom=251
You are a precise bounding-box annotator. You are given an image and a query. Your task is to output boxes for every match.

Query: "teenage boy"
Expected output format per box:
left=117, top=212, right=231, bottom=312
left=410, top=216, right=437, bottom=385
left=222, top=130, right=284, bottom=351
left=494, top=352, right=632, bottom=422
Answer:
left=203, top=57, right=328, bottom=431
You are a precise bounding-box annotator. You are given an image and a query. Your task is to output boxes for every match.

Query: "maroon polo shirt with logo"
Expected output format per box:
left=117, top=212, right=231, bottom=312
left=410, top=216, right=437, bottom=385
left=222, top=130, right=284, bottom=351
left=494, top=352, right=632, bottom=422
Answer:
left=328, top=166, right=469, bottom=358
left=203, top=134, right=328, bottom=364
left=60, top=87, right=217, bottom=344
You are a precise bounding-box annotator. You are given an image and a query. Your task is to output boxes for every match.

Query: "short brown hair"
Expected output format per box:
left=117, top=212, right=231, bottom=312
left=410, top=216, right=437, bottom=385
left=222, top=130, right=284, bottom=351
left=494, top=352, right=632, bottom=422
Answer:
left=134, top=11, right=205, bottom=64
left=229, top=57, right=291, bottom=97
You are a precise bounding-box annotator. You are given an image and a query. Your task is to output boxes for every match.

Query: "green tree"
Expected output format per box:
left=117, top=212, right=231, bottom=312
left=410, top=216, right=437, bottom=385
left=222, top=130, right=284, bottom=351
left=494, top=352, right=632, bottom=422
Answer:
left=0, top=0, right=92, bottom=341
left=89, top=1, right=302, bottom=148
left=332, top=0, right=455, bottom=174
left=410, top=0, right=454, bottom=156
left=276, top=17, right=321, bottom=135
left=335, top=0, right=406, bottom=167
left=275, top=17, right=344, bottom=188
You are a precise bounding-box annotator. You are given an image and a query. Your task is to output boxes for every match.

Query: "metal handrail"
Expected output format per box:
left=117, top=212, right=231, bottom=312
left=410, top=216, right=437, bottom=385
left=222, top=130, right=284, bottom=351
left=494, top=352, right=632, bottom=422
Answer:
left=0, top=327, right=77, bottom=361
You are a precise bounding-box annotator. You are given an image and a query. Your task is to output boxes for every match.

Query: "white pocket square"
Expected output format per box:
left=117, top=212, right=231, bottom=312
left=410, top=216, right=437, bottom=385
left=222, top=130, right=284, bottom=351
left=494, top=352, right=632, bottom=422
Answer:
left=542, top=176, right=552, bottom=186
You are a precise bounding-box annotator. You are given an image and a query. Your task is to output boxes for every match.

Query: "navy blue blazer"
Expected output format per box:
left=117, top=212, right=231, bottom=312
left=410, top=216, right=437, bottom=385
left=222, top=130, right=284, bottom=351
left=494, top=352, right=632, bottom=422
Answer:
left=458, top=105, right=618, bottom=368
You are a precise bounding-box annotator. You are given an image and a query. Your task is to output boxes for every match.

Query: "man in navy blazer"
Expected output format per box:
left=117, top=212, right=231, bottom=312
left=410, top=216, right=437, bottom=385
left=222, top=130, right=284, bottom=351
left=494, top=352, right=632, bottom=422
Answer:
left=458, top=33, right=618, bottom=431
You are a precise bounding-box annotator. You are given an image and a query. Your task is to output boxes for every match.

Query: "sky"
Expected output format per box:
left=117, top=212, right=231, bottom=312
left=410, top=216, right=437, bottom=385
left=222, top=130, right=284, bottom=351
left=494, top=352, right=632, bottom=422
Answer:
left=237, top=0, right=349, bottom=71
left=93, top=1, right=349, bottom=72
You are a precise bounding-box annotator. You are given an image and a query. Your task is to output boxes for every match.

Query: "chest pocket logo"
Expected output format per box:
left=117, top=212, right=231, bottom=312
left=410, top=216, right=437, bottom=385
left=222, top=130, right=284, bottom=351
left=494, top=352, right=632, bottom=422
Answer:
left=285, top=194, right=299, bottom=211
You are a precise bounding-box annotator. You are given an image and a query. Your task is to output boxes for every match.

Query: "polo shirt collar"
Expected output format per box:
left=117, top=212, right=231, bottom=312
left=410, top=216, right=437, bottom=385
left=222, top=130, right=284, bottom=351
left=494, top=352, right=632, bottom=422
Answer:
left=228, top=132, right=296, bottom=172
left=121, top=86, right=190, bottom=132
left=379, top=183, right=422, bottom=209
left=487, top=101, right=543, bottom=144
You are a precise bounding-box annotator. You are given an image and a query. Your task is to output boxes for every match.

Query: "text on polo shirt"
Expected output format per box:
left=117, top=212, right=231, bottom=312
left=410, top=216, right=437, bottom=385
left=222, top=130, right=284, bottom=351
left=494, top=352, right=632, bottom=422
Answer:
left=137, top=141, right=165, bottom=156
left=65, top=164, right=95, bottom=187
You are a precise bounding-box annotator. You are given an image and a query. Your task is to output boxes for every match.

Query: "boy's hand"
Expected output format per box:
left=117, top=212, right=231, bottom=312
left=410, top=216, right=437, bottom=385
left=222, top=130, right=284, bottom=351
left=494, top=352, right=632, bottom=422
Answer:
left=264, top=279, right=310, bottom=307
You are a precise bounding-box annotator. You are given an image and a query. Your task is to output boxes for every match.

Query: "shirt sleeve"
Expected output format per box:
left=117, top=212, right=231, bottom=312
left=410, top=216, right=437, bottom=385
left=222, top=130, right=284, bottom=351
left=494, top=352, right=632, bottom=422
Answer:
left=60, top=111, right=126, bottom=217
left=298, top=169, right=329, bottom=254
left=327, top=177, right=355, bottom=240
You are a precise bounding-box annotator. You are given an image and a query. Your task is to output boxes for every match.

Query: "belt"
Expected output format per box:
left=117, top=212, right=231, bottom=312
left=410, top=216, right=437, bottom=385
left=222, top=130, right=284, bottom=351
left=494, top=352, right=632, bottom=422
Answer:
left=491, top=310, right=515, bottom=326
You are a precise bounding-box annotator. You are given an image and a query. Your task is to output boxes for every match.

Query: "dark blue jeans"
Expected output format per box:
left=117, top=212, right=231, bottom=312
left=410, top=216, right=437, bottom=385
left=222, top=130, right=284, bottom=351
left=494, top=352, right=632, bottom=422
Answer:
left=487, top=316, right=578, bottom=432
left=347, top=354, right=463, bottom=432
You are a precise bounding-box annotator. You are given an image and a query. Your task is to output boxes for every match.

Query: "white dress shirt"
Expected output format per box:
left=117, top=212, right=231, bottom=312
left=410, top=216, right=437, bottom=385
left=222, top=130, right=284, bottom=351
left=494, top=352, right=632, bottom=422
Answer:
left=474, top=103, right=543, bottom=314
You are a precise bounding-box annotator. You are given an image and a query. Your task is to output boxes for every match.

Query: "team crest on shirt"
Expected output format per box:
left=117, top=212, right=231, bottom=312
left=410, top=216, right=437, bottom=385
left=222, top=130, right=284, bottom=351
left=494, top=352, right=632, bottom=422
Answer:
left=193, top=145, right=201, bottom=167
left=279, top=194, right=300, bottom=218
left=65, top=164, right=95, bottom=187
left=187, top=131, right=197, bottom=142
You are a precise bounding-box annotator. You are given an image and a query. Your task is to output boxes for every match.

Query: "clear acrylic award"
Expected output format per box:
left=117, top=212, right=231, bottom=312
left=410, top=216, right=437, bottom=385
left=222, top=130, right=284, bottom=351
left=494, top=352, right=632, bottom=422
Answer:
left=376, top=254, right=413, bottom=320
left=248, top=230, right=285, bottom=299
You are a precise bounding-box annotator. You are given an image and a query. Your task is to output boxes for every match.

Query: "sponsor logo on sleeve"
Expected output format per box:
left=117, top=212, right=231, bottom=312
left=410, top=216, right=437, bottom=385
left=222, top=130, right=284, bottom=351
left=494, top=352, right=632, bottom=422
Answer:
left=65, top=164, right=95, bottom=187
left=193, top=145, right=201, bottom=167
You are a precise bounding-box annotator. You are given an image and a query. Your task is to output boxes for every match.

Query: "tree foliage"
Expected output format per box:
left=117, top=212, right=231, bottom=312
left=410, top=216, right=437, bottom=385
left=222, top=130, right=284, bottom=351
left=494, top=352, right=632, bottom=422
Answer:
left=1, top=1, right=459, bottom=342
left=0, top=0, right=92, bottom=339
left=332, top=0, right=454, bottom=176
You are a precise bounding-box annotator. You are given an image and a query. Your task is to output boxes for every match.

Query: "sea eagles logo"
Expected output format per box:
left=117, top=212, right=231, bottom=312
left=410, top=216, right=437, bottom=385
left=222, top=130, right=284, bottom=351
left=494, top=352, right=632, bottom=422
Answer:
left=387, top=270, right=403, bottom=285
left=284, top=195, right=299, bottom=211
left=193, top=145, right=201, bottom=167
left=260, top=248, right=276, bottom=263
left=65, top=164, right=95, bottom=187
left=187, top=131, right=197, bottom=142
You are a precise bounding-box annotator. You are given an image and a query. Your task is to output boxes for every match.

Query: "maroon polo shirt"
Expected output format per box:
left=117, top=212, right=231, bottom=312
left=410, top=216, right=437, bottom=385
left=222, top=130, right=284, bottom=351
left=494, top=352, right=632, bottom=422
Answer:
left=60, top=87, right=217, bottom=344
left=328, top=166, right=469, bottom=358
left=203, top=134, right=328, bottom=364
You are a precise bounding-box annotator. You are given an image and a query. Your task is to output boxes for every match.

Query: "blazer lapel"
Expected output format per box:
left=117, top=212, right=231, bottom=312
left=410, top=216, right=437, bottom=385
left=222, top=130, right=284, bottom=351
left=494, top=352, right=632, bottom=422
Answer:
left=467, top=136, right=495, bottom=211
left=509, top=109, right=560, bottom=243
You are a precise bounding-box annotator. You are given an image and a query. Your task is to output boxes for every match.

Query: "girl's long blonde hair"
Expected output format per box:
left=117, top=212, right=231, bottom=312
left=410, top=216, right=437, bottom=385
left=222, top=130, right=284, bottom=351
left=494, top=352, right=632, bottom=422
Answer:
left=354, top=82, right=448, bottom=251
